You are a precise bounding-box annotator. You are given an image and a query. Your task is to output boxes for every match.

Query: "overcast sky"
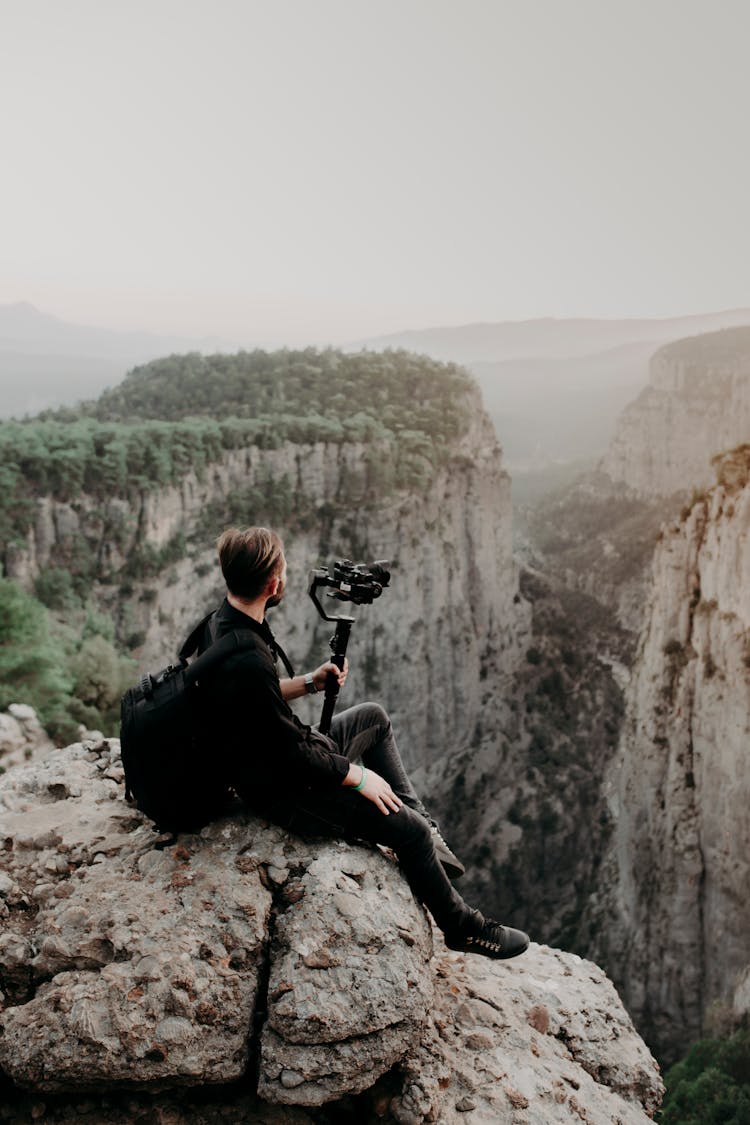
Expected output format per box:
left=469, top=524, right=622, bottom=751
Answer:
left=2, top=0, right=749, bottom=344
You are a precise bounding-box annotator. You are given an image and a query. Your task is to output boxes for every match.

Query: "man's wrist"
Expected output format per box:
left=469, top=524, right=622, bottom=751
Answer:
left=304, top=672, right=318, bottom=695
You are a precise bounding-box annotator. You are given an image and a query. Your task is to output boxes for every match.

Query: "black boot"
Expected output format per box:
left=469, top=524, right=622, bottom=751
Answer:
left=444, top=911, right=529, bottom=960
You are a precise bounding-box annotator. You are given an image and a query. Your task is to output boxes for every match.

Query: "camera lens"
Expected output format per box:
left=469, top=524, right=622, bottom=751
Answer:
left=370, top=561, right=391, bottom=585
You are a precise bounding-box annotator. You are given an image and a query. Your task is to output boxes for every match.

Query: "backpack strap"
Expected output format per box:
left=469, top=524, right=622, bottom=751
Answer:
left=183, top=630, right=259, bottom=687
left=179, top=614, right=296, bottom=681
left=271, top=638, right=295, bottom=679
left=178, top=611, right=217, bottom=662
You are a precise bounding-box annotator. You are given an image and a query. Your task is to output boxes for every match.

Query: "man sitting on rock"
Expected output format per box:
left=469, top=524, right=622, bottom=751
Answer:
left=198, top=525, right=529, bottom=961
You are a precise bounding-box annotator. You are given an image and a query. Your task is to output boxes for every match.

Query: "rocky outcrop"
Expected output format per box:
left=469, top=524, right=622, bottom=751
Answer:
left=584, top=446, right=750, bottom=1062
left=600, top=326, right=750, bottom=498
left=0, top=740, right=663, bottom=1121
left=0, top=705, right=54, bottom=772
left=0, top=739, right=433, bottom=1104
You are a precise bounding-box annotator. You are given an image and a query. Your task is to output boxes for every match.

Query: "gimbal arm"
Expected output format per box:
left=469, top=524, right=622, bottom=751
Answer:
left=318, top=617, right=353, bottom=735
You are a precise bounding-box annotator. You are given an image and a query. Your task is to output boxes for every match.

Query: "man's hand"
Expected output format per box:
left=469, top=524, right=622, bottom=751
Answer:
left=312, top=657, right=348, bottom=693
left=343, top=763, right=403, bottom=815
left=280, top=658, right=349, bottom=701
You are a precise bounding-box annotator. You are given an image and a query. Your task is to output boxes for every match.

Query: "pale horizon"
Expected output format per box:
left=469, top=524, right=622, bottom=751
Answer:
left=3, top=0, right=750, bottom=345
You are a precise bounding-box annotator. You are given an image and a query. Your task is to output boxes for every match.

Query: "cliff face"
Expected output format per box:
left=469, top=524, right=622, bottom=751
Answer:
left=601, top=327, right=750, bottom=498
left=3, top=399, right=524, bottom=773
left=0, top=739, right=663, bottom=1122
left=585, top=447, right=750, bottom=1061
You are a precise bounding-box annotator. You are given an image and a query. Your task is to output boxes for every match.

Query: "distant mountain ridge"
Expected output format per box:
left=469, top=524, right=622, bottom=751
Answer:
left=0, top=301, right=229, bottom=357
left=5, top=301, right=750, bottom=466
left=0, top=303, right=233, bottom=419
left=354, top=308, right=750, bottom=364
left=357, top=309, right=750, bottom=468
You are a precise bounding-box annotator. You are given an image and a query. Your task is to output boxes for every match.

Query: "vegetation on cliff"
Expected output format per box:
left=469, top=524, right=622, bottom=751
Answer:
left=0, top=577, right=134, bottom=742
left=0, top=348, right=477, bottom=738
left=659, top=1030, right=750, bottom=1124
left=1, top=349, right=473, bottom=544
left=431, top=569, right=632, bottom=950
left=711, top=443, right=750, bottom=495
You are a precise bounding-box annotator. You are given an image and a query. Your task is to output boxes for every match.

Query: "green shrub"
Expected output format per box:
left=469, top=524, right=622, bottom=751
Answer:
left=34, top=567, right=78, bottom=611
left=70, top=634, right=135, bottom=733
left=659, top=1030, right=750, bottom=1124
left=0, top=579, right=141, bottom=741
left=0, top=577, right=75, bottom=742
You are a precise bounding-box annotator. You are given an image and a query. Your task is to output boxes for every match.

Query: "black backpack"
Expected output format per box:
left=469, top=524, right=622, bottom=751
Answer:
left=120, top=612, right=284, bottom=832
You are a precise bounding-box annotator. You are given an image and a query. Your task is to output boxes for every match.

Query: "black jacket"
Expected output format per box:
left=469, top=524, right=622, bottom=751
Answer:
left=196, top=598, right=349, bottom=805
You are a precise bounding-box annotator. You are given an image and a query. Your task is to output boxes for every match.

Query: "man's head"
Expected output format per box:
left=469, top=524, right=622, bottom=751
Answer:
left=216, top=527, right=286, bottom=606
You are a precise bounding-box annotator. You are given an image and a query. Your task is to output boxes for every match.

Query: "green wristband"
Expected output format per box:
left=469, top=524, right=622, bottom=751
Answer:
left=353, top=766, right=366, bottom=792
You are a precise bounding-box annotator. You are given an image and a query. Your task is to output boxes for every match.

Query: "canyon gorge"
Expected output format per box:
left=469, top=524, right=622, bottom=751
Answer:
left=3, top=329, right=750, bottom=1112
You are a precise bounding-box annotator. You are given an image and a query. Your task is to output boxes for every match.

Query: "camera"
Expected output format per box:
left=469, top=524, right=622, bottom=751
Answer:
left=308, top=558, right=391, bottom=731
left=329, top=559, right=390, bottom=604
left=310, top=559, right=390, bottom=608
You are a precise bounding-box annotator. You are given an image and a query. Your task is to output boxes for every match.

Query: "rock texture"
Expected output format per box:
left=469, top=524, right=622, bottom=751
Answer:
left=0, top=740, right=432, bottom=1101
left=0, top=706, right=53, bottom=773
left=391, top=939, right=662, bottom=1124
left=584, top=446, right=750, bottom=1062
left=0, top=740, right=662, bottom=1121
left=601, top=326, right=750, bottom=498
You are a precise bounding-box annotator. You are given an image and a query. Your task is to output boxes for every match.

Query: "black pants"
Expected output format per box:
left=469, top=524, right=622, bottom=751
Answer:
left=261, top=702, right=473, bottom=937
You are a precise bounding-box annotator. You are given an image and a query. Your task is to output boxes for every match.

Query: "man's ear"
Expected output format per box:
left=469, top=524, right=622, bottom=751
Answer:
left=267, top=574, right=281, bottom=598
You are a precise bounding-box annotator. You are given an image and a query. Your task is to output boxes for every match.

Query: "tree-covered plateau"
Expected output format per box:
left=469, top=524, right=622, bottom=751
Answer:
left=0, top=348, right=476, bottom=741
left=1, top=348, right=473, bottom=544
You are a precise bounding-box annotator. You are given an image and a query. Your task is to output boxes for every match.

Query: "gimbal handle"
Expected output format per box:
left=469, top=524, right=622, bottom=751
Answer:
left=309, top=570, right=355, bottom=734
left=318, top=617, right=353, bottom=735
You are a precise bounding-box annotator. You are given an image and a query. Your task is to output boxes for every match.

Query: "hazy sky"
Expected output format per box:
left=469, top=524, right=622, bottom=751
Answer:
left=2, top=0, right=749, bottom=344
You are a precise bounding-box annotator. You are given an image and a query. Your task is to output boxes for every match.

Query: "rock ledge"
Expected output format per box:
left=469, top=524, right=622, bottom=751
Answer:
left=0, top=739, right=662, bottom=1122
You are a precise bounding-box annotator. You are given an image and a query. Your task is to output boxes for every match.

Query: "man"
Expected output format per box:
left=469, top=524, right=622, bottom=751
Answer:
left=198, top=525, right=529, bottom=961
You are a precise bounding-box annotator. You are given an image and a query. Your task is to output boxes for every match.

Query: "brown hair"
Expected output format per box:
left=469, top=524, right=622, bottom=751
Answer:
left=216, top=527, right=285, bottom=599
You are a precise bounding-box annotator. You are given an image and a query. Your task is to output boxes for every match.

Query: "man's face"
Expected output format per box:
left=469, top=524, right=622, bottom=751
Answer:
left=265, top=555, right=287, bottom=609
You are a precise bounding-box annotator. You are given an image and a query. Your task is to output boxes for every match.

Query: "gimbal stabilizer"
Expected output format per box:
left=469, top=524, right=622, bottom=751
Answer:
left=308, top=559, right=390, bottom=733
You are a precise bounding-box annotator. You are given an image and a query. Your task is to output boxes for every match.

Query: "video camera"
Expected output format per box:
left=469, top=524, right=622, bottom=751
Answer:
left=309, top=559, right=391, bottom=611
left=308, top=557, right=391, bottom=733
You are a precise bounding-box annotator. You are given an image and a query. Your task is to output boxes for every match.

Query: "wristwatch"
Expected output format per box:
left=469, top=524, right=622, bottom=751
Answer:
left=304, top=672, right=317, bottom=695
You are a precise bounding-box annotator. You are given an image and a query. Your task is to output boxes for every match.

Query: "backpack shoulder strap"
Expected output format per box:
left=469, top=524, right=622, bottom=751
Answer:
left=178, top=611, right=217, bottom=661
left=183, top=629, right=260, bottom=686
left=272, top=638, right=295, bottom=679
left=179, top=614, right=296, bottom=683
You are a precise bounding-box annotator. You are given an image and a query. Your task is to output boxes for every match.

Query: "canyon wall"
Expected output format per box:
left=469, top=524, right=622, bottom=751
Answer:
left=2, top=395, right=526, bottom=773
left=585, top=446, right=750, bottom=1061
left=601, top=326, right=750, bottom=498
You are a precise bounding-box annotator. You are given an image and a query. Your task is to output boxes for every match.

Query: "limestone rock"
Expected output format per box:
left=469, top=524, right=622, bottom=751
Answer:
left=0, top=706, right=54, bottom=773
left=0, top=740, right=662, bottom=1121
left=585, top=459, right=750, bottom=1061
left=392, top=936, right=663, bottom=1124
left=0, top=739, right=433, bottom=1101
left=601, top=327, right=750, bottom=498
left=259, top=848, right=434, bottom=1105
